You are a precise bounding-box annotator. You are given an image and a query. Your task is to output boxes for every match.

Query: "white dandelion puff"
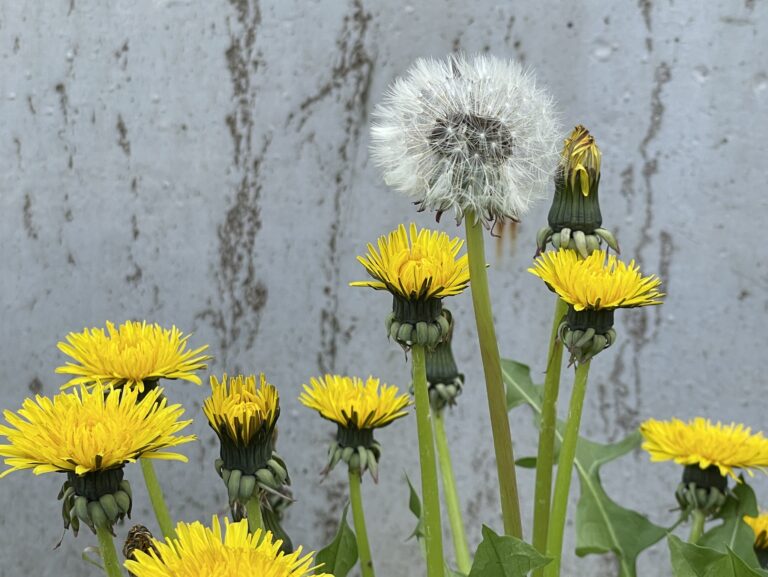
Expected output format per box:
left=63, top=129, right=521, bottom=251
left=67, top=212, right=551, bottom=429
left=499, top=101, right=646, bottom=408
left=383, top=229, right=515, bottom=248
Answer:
left=371, top=53, right=561, bottom=225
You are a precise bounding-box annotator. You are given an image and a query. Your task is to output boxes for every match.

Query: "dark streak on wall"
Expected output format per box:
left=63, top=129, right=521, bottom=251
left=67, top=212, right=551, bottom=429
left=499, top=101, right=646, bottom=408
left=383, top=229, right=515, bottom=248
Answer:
left=200, top=0, right=270, bottom=365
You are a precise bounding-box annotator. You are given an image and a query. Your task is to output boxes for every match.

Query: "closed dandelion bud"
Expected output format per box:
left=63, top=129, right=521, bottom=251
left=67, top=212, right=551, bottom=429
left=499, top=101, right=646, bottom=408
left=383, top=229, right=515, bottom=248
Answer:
left=204, top=374, right=290, bottom=515
left=536, top=126, right=620, bottom=257
left=412, top=309, right=465, bottom=412
left=351, top=223, right=470, bottom=351
left=300, top=375, right=410, bottom=482
left=530, top=249, right=664, bottom=364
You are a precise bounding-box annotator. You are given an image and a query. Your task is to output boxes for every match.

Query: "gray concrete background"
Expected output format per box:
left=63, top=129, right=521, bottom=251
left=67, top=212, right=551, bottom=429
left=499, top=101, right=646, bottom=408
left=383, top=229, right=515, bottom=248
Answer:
left=1, top=1, right=767, bottom=575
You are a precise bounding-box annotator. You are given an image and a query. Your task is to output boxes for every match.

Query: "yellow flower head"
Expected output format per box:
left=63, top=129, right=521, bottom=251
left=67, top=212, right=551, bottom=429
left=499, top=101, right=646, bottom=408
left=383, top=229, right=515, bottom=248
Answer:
left=561, top=125, right=601, bottom=197
left=745, top=513, right=768, bottom=550
left=203, top=374, right=279, bottom=446
left=640, top=417, right=768, bottom=481
left=0, top=384, right=195, bottom=477
left=528, top=249, right=664, bottom=311
left=56, top=320, right=212, bottom=392
left=124, top=516, right=332, bottom=577
left=299, top=375, right=410, bottom=430
left=350, top=223, right=470, bottom=300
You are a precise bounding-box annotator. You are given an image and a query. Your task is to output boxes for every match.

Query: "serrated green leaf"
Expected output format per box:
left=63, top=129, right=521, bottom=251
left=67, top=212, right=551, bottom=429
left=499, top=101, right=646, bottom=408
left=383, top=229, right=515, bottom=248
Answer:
left=668, top=535, right=768, bottom=577
left=315, top=504, right=358, bottom=577
left=502, top=358, right=667, bottom=577
left=468, top=525, right=550, bottom=577
left=699, top=482, right=759, bottom=567
left=405, top=473, right=425, bottom=541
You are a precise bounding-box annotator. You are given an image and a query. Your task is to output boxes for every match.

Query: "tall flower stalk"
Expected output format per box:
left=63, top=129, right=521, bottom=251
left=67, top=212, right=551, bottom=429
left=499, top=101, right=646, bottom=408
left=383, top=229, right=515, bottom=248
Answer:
left=530, top=249, right=664, bottom=576
left=300, top=374, right=410, bottom=577
left=531, top=295, right=568, bottom=566
left=465, top=213, right=523, bottom=537
left=423, top=310, right=470, bottom=574
left=351, top=223, right=471, bottom=576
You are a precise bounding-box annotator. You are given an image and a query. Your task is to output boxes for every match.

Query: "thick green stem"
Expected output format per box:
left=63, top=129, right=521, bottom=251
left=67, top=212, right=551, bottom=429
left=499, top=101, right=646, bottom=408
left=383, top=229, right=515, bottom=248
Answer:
left=246, top=495, right=265, bottom=533
left=689, top=510, right=706, bottom=544
left=545, top=360, right=592, bottom=577
left=412, top=344, right=445, bottom=577
left=96, top=524, right=123, bottom=577
left=464, top=212, right=523, bottom=538
left=140, top=458, right=175, bottom=539
left=348, top=468, right=376, bottom=577
left=532, top=297, right=568, bottom=574
left=434, top=410, right=471, bottom=575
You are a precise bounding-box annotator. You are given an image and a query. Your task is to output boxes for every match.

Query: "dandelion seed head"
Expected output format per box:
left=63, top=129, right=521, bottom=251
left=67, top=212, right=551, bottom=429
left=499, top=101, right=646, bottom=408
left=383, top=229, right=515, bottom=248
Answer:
left=372, top=54, right=560, bottom=225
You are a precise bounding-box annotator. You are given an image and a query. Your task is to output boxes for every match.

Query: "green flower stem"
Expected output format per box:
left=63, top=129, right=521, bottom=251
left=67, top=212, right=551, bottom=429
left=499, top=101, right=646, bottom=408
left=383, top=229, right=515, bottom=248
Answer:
left=464, top=212, right=523, bottom=538
left=348, top=467, right=375, bottom=577
left=412, top=343, right=446, bottom=577
left=246, top=495, right=265, bottom=533
left=532, top=297, right=569, bottom=575
left=140, top=458, right=176, bottom=539
left=96, top=524, right=123, bottom=577
left=434, top=410, right=471, bottom=575
left=545, top=359, right=592, bottom=577
left=689, top=510, right=706, bottom=543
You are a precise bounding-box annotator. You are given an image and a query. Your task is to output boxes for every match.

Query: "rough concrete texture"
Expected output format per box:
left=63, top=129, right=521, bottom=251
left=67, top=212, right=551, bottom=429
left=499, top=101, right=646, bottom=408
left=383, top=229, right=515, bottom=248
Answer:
left=1, top=1, right=767, bottom=575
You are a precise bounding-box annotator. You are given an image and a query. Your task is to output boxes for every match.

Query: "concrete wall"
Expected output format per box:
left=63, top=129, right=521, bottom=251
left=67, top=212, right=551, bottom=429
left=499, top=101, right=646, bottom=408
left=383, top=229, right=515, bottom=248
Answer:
left=1, top=1, right=766, bottom=575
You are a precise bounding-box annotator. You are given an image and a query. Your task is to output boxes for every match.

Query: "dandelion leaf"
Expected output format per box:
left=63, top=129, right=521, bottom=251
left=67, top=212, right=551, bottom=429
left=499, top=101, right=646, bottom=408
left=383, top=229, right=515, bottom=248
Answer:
left=668, top=535, right=768, bottom=577
left=315, top=504, right=358, bottom=577
left=467, top=525, right=550, bottom=577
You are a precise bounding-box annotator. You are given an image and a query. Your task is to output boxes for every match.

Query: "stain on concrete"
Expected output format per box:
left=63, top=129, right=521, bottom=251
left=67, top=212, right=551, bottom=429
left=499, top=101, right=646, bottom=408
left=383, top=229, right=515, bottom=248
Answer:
left=598, top=62, right=672, bottom=438
left=131, top=214, right=139, bottom=240
left=126, top=263, right=143, bottom=285
left=116, top=114, right=131, bottom=156
left=13, top=36, right=20, bottom=54
left=315, top=476, right=348, bottom=542
left=638, top=0, right=652, bottom=31
left=28, top=378, right=43, bottom=394
left=22, top=193, right=38, bottom=240
left=114, top=40, right=129, bottom=71
left=200, top=0, right=270, bottom=363
left=55, top=83, right=69, bottom=124
left=287, top=0, right=374, bottom=374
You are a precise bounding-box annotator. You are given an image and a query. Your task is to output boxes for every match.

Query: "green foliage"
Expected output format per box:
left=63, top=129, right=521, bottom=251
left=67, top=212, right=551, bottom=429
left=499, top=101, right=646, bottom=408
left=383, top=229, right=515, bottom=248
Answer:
left=467, top=526, right=550, bottom=577
left=699, top=482, right=760, bottom=567
left=668, top=535, right=768, bottom=577
left=315, top=504, right=358, bottom=577
left=502, top=358, right=667, bottom=577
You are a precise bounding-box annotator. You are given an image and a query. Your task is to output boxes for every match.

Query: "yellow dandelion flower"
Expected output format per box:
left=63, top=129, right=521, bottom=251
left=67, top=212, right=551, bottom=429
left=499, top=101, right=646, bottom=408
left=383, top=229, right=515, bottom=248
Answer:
left=561, top=125, right=601, bottom=198
left=124, top=516, right=331, bottom=577
left=350, top=223, right=470, bottom=300
left=0, top=384, right=194, bottom=477
left=640, top=417, right=768, bottom=481
left=745, top=513, right=768, bottom=550
left=203, top=373, right=279, bottom=446
left=528, top=249, right=664, bottom=311
left=299, top=375, right=410, bottom=430
left=56, top=320, right=212, bottom=391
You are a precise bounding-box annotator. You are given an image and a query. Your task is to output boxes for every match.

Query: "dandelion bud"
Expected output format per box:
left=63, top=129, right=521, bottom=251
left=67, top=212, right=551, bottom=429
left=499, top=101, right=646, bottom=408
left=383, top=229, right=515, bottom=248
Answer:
left=412, top=309, right=465, bottom=412
left=745, top=514, right=768, bottom=569
left=537, top=126, right=620, bottom=257
left=204, top=374, right=290, bottom=518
